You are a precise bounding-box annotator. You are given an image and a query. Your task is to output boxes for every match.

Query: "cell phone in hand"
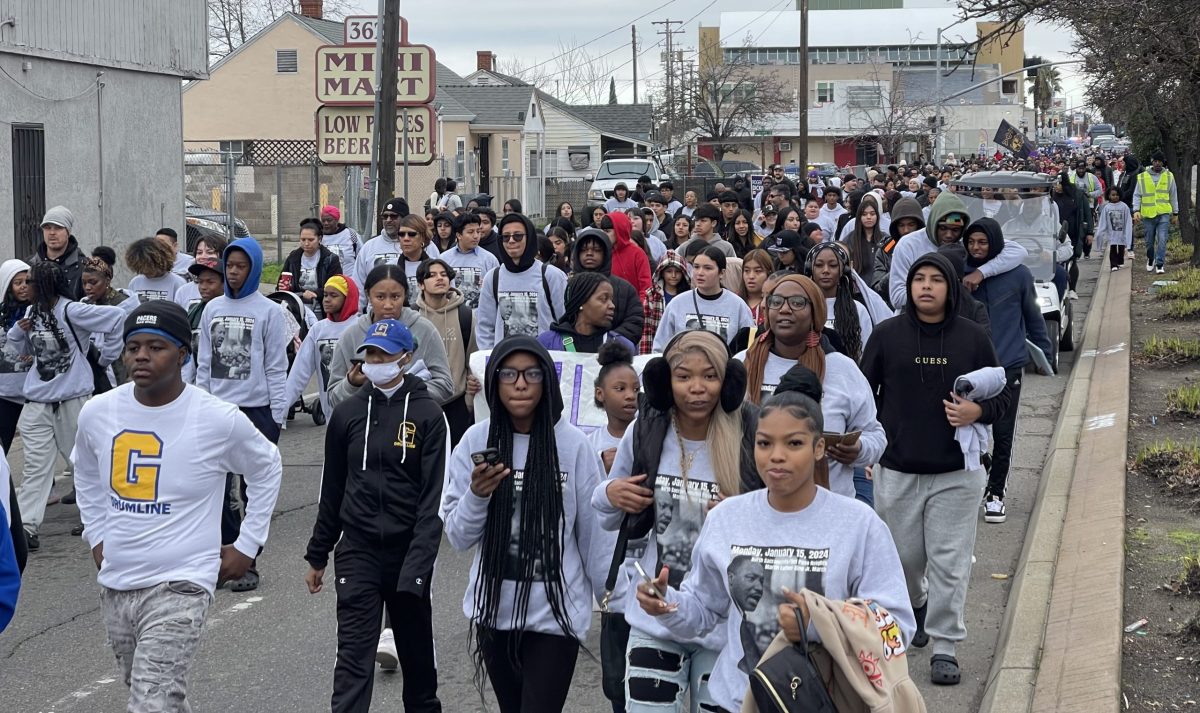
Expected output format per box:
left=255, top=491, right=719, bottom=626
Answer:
left=470, top=448, right=500, bottom=466
left=23, top=306, right=32, bottom=320
left=634, top=561, right=665, bottom=599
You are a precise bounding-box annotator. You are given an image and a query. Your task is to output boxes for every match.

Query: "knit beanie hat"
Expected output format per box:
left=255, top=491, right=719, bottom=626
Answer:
left=124, top=300, right=192, bottom=351
left=41, top=206, right=74, bottom=231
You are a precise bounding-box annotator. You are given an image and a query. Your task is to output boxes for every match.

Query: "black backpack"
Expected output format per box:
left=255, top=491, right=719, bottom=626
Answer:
left=490, top=262, right=558, bottom=322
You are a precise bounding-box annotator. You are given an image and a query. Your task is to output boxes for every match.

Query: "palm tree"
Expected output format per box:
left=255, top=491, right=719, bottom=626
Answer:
left=1028, top=66, right=1063, bottom=136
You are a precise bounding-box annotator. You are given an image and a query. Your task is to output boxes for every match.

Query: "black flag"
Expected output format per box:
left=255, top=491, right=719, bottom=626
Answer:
left=994, top=120, right=1036, bottom=158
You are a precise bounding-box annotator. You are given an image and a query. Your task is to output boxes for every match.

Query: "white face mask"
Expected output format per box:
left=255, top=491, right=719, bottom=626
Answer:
left=362, top=357, right=406, bottom=385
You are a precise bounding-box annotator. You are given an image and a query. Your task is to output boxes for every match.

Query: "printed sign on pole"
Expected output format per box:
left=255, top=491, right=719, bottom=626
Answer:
left=316, top=105, right=436, bottom=165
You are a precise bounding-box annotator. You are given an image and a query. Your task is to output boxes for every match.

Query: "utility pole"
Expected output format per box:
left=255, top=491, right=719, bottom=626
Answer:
left=796, top=0, right=808, bottom=175
left=372, top=0, right=401, bottom=231
left=934, top=27, right=944, bottom=162
left=653, top=19, right=683, bottom=146
left=631, top=25, right=638, bottom=104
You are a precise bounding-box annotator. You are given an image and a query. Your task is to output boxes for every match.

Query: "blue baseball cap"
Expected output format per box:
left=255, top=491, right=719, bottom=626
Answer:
left=357, top=319, right=414, bottom=355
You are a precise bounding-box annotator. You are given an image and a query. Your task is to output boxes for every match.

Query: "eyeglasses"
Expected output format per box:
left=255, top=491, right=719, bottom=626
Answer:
left=381, top=213, right=401, bottom=220
left=497, top=366, right=545, bottom=384
left=397, top=230, right=420, bottom=237
left=501, top=233, right=526, bottom=243
left=766, top=294, right=811, bottom=311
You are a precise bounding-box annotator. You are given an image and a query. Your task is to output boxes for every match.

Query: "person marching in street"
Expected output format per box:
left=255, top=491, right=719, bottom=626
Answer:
left=474, top=213, right=567, bottom=350
left=439, top=212, right=499, bottom=310
left=80, top=252, right=140, bottom=389
left=320, top=205, right=362, bottom=287
left=537, top=271, right=637, bottom=355
left=639, top=251, right=690, bottom=355
left=413, top=258, right=477, bottom=447
left=396, top=215, right=435, bottom=306
left=9, top=261, right=126, bottom=551
left=0, top=260, right=31, bottom=572
left=281, top=218, right=342, bottom=319
left=283, top=275, right=361, bottom=429
left=305, top=318, right=446, bottom=713
left=651, top=247, right=755, bottom=353
left=442, top=336, right=603, bottom=713
left=354, top=198, right=424, bottom=308
left=633, top=386, right=913, bottom=713
left=327, top=264, right=454, bottom=411
left=1133, top=150, right=1179, bottom=274
left=28, top=206, right=86, bottom=299
left=432, top=213, right=456, bottom=254
left=126, top=237, right=188, bottom=305
left=1051, top=172, right=1094, bottom=297
left=75, top=300, right=282, bottom=712
left=155, top=228, right=194, bottom=279
left=1096, top=186, right=1133, bottom=271
left=570, top=227, right=645, bottom=345
left=963, top=218, right=1053, bottom=524
left=182, top=257, right=225, bottom=385
left=195, top=238, right=290, bottom=591
left=593, top=329, right=759, bottom=713
left=861, top=252, right=1010, bottom=686
left=175, top=235, right=227, bottom=313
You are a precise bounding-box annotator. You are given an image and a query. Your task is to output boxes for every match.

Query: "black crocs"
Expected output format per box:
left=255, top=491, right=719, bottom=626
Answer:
left=930, top=654, right=960, bottom=685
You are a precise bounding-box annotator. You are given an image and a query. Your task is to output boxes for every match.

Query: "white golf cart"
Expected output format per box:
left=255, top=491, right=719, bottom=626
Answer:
left=952, top=171, right=1074, bottom=372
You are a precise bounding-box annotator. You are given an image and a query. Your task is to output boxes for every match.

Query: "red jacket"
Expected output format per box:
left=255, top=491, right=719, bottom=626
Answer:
left=608, top=212, right=652, bottom=299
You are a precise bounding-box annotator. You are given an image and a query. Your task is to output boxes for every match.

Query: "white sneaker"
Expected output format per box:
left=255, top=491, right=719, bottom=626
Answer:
left=1156, top=266, right=1166, bottom=274
left=1067, top=290, right=1078, bottom=300
left=376, top=627, right=399, bottom=672
left=1146, top=261, right=1154, bottom=272
left=984, top=496, right=1007, bottom=524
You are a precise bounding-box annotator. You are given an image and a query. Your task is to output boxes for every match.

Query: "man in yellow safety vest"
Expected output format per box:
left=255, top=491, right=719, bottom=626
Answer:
left=1133, top=150, right=1179, bottom=274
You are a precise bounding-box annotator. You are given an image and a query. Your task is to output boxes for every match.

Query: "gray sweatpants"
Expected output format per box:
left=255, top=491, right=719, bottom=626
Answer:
left=101, top=581, right=213, bottom=713
left=874, top=466, right=986, bottom=658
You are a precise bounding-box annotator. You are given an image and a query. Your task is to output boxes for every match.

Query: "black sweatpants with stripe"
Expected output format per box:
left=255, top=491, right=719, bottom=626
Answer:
left=331, top=539, right=441, bottom=713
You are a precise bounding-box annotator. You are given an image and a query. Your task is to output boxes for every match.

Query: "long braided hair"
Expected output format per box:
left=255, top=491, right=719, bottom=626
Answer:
left=28, top=261, right=73, bottom=355
left=806, top=242, right=864, bottom=361
left=470, top=340, right=575, bottom=693
left=744, top=274, right=827, bottom=405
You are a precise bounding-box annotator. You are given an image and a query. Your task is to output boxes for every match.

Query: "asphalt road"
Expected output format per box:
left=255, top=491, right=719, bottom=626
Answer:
left=0, top=259, right=1097, bottom=712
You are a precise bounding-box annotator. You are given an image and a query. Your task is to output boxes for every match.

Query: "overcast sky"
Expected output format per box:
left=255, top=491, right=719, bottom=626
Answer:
left=344, top=0, right=1087, bottom=112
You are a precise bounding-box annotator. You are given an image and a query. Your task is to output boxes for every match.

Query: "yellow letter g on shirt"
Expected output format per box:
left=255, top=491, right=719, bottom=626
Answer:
left=111, top=431, right=164, bottom=502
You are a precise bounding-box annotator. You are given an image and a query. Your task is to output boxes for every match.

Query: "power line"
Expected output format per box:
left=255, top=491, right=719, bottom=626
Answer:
left=519, top=0, right=684, bottom=73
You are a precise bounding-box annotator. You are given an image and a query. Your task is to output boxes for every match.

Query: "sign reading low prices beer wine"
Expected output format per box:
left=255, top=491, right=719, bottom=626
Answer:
left=314, top=15, right=436, bottom=165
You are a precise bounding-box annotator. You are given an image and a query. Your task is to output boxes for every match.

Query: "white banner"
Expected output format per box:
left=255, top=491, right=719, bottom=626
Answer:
left=469, top=349, right=657, bottom=435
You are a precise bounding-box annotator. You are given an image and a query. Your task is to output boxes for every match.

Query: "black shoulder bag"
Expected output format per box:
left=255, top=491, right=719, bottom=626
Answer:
left=748, top=606, right=837, bottom=713
left=62, top=304, right=112, bottom=394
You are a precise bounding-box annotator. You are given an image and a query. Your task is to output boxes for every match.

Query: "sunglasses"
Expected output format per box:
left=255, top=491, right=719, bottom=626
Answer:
left=766, top=294, right=811, bottom=311
left=497, top=366, right=544, bottom=384
left=381, top=213, right=401, bottom=220
left=501, top=233, right=526, bottom=243
left=397, top=230, right=420, bottom=237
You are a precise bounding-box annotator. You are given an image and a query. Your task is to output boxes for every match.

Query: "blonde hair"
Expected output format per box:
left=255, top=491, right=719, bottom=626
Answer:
left=665, top=331, right=744, bottom=497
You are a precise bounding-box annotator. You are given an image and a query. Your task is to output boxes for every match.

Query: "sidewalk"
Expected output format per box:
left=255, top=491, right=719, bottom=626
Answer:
left=981, top=265, right=1131, bottom=713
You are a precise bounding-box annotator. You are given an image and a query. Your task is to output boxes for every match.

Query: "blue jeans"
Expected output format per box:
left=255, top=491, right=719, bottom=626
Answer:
left=853, top=466, right=875, bottom=507
left=625, top=628, right=719, bottom=713
left=1144, top=213, right=1171, bottom=267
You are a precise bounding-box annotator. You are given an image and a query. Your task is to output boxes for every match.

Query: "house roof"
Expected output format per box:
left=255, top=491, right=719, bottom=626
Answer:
left=445, top=85, right=536, bottom=127
left=561, top=104, right=654, bottom=143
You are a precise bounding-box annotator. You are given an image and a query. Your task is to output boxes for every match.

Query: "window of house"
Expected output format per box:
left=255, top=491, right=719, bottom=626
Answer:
left=455, top=137, right=466, bottom=180
left=219, top=140, right=245, bottom=158
left=502, top=139, right=510, bottom=172
left=816, top=82, right=835, bottom=103
left=276, top=49, right=298, bottom=74
left=527, top=149, right=559, bottom=178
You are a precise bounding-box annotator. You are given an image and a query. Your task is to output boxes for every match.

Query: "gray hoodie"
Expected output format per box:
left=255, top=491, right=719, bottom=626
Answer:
left=326, top=308, right=454, bottom=409
left=414, top=288, right=476, bottom=402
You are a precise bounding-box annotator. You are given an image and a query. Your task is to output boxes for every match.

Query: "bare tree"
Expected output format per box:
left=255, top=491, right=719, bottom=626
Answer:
left=957, top=0, right=1200, bottom=264
left=679, top=53, right=793, bottom=161
left=499, top=40, right=619, bottom=105
left=843, top=63, right=944, bottom=164
left=207, top=0, right=354, bottom=61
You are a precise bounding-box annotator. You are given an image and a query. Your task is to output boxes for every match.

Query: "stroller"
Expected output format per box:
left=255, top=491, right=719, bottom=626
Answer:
left=268, top=290, right=326, bottom=425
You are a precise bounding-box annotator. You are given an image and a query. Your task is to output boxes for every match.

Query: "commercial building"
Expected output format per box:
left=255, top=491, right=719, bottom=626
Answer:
left=699, top=1, right=1032, bottom=167
left=0, top=0, right=207, bottom=262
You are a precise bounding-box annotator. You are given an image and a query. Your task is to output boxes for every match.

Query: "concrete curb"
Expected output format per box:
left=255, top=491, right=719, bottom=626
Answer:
left=979, top=265, right=1130, bottom=713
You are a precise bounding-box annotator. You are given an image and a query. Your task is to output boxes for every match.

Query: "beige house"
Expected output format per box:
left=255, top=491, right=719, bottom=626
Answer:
left=183, top=10, right=555, bottom=232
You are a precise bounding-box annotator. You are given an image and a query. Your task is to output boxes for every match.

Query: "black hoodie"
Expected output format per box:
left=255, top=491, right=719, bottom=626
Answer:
left=29, top=235, right=85, bottom=299
left=570, top=228, right=644, bottom=344
left=861, top=253, right=1009, bottom=474
left=305, top=373, right=447, bottom=594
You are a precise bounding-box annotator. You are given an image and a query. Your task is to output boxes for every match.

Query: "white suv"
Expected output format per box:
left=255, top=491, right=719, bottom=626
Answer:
left=587, top=157, right=668, bottom=206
